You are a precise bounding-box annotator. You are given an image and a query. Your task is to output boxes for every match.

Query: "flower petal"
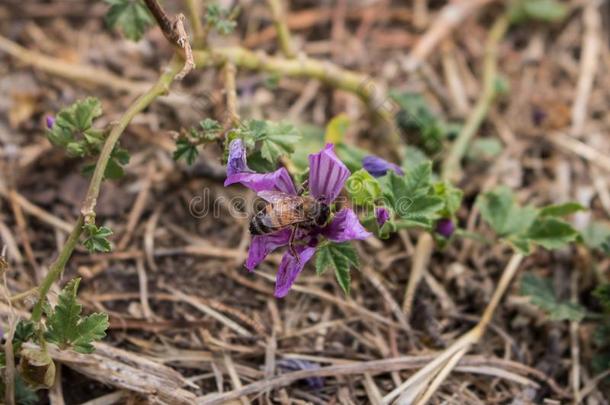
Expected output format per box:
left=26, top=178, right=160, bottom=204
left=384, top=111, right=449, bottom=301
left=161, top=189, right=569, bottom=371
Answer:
left=362, top=155, right=404, bottom=177
left=275, top=246, right=316, bottom=297
left=226, top=139, right=252, bottom=177
left=322, top=208, right=372, bottom=242
left=224, top=139, right=297, bottom=194
left=245, top=229, right=291, bottom=271
left=225, top=167, right=297, bottom=194
left=375, top=207, right=390, bottom=226
left=308, top=143, right=350, bottom=203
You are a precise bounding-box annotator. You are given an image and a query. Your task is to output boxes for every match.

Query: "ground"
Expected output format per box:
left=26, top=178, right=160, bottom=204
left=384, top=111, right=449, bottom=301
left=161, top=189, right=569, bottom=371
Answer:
left=0, top=0, right=610, bottom=404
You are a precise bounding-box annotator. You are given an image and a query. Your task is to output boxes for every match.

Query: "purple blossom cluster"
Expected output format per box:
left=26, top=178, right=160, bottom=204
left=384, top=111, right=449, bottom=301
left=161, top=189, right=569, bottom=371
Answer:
left=225, top=141, right=371, bottom=297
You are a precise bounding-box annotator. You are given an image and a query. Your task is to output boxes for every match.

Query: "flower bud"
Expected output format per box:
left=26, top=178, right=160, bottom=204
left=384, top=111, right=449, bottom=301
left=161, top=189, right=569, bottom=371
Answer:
left=362, top=155, right=404, bottom=178
left=375, top=207, right=390, bottom=226
left=435, top=218, right=455, bottom=238
left=45, top=115, right=55, bottom=129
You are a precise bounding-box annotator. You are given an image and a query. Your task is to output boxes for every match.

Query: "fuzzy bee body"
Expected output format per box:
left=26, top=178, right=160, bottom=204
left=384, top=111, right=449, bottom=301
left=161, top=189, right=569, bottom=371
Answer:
left=249, top=193, right=330, bottom=236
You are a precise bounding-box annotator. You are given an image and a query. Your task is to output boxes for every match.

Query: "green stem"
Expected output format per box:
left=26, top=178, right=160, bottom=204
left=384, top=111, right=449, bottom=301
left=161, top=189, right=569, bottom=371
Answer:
left=30, top=56, right=183, bottom=323
left=266, top=0, right=296, bottom=58
left=441, top=13, right=510, bottom=182
left=184, top=0, right=206, bottom=48
left=194, top=46, right=404, bottom=158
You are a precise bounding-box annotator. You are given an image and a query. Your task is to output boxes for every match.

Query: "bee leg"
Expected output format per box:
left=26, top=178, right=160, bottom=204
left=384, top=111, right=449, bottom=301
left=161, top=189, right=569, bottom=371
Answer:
left=288, top=225, right=301, bottom=264
left=297, top=180, right=309, bottom=196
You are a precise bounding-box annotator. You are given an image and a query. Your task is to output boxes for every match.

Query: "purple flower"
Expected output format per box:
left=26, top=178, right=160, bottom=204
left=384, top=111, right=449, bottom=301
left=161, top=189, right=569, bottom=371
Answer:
left=277, top=358, right=324, bottom=389
left=45, top=115, right=55, bottom=129
left=362, top=155, right=404, bottom=177
left=225, top=141, right=371, bottom=297
left=225, top=139, right=297, bottom=194
left=375, top=207, right=390, bottom=226
left=436, top=218, right=455, bottom=238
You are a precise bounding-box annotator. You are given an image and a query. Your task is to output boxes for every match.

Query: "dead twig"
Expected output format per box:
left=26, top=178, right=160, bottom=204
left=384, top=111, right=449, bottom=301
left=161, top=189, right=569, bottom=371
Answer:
left=143, top=0, right=194, bottom=79
left=571, top=2, right=601, bottom=135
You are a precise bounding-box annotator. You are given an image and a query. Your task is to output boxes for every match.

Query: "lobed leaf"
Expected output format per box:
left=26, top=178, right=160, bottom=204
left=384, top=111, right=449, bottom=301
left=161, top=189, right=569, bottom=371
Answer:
left=477, top=187, right=538, bottom=237
left=509, top=0, right=568, bottom=24
left=82, top=224, right=113, bottom=253
left=105, top=0, right=154, bottom=41
left=315, top=242, right=359, bottom=295
left=520, top=273, right=585, bottom=322
left=44, top=278, right=109, bottom=353
left=345, top=169, right=382, bottom=206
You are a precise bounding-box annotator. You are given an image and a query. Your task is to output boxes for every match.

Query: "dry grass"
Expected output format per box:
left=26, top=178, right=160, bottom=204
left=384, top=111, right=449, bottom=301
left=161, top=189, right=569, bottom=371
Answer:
left=1, top=0, right=609, bottom=403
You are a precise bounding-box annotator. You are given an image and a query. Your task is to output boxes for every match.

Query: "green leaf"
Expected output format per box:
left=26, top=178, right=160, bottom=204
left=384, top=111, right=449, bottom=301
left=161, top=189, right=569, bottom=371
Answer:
left=234, top=120, right=301, bottom=165
left=593, top=284, right=610, bottom=313
left=477, top=187, right=582, bottom=253
left=433, top=182, right=463, bottom=217
left=466, top=138, right=503, bottom=160
left=592, top=322, right=610, bottom=347
left=104, top=158, right=125, bottom=179
left=15, top=374, right=39, bottom=405
left=289, top=124, right=325, bottom=172
left=324, top=114, right=350, bottom=144
left=0, top=375, right=39, bottom=405
left=196, top=118, right=223, bottom=137
left=190, top=118, right=222, bottom=143
left=206, top=4, right=237, bottom=35
left=44, top=278, right=109, bottom=353
left=404, top=162, right=433, bottom=196
left=173, top=138, right=200, bottom=165
left=401, top=146, right=429, bottom=173
left=539, top=202, right=586, bottom=217
left=48, top=98, right=103, bottom=150
left=345, top=169, right=382, bottom=206
left=508, top=236, right=532, bottom=255
left=582, top=222, right=610, bottom=252
left=591, top=350, right=610, bottom=373
left=520, top=273, right=586, bottom=321
left=105, top=0, right=154, bottom=41
left=398, top=195, right=444, bottom=226
left=477, top=187, right=538, bottom=237
left=258, top=122, right=301, bottom=164
left=13, top=319, right=35, bottom=352
left=82, top=224, right=113, bottom=253
left=509, top=0, right=568, bottom=24
left=381, top=166, right=443, bottom=228
left=391, top=91, right=452, bottom=154
left=335, top=143, right=368, bottom=172
left=525, top=218, right=580, bottom=250
left=315, top=242, right=359, bottom=295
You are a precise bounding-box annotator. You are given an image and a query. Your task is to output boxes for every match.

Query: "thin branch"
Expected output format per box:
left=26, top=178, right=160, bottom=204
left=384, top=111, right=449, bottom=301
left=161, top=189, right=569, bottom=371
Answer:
left=266, top=0, right=297, bottom=58
left=0, top=35, right=148, bottom=93
left=571, top=2, right=601, bottom=134
left=184, top=0, right=206, bottom=48
left=402, top=232, right=433, bottom=317
left=224, top=62, right=240, bottom=126
left=30, top=56, right=184, bottom=323
left=143, top=0, right=194, bottom=79
left=0, top=34, right=403, bottom=157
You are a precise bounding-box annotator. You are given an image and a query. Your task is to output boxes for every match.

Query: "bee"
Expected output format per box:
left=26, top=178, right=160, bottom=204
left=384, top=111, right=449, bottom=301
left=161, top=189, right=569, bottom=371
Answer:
left=250, top=191, right=330, bottom=261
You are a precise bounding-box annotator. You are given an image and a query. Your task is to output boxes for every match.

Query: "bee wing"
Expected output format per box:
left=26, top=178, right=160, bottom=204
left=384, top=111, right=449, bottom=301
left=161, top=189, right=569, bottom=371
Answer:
left=273, top=196, right=309, bottom=224
left=258, top=190, right=293, bottom=203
